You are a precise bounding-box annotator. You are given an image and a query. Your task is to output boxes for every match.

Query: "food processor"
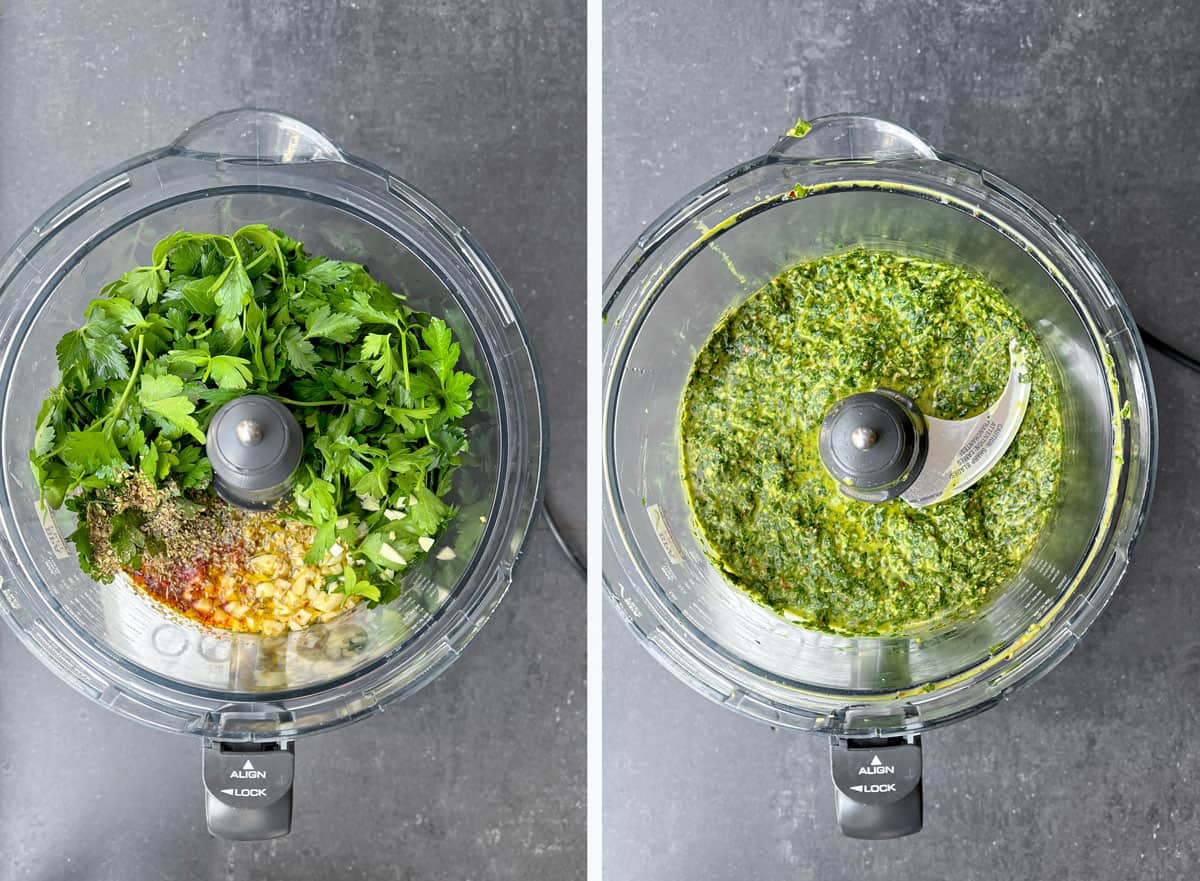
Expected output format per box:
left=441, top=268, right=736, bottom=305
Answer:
left=0, top=110, right=545, bottom=839
left=602, top=115, right=1156, bottom=838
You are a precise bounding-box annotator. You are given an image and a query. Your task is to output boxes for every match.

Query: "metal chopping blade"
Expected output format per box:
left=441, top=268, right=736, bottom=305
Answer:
left=817, top=340, right=1031, bottom=508
left=899, top=341, right=1031, bottom=508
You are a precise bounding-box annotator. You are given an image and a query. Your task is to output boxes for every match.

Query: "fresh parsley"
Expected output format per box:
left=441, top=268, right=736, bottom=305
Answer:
left=32, top=225, right=475, bottom=604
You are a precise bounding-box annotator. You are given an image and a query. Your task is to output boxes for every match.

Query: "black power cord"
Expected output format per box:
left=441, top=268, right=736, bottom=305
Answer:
left=543, top=498, right=587, bottom=580
left=1138, top=324, right=1200, bottom=375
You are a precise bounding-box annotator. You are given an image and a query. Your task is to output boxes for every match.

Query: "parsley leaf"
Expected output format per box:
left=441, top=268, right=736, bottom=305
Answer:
left=56, top=314, right=129, bottom=387
left=88, top=297, right=145, bottom=328
left=304, top=305, right=361, bottom=343
left=207, top=355, right=253, bottom=390
left=339, top=562, right=381, bottom=602
left=60, top=429, right=125, bottom=475
left=138, top=374, right=205, bottom=442
left=107, top=508, right=148, bottom=569
left=441, top=371, right=475, bottom=421
left=213, top=259, right=253, bottom=323
left=180, top=277, right=220, bottom=316
left=294, top=469, right=338, bottom=522
left=109, top=267, right=165, bottom=306
left=405, top=484, right=451, bottom=535
left=415, top=317, right=459, bottom=383
left=302, top=258, right=355, bottom=287
left=281, top=325, right=320, bottom=375
left=361, top=333, right=400, bottom=384
left=304, top=519, right=337, bottom=566
left=344, top=289, right=405, bottom=328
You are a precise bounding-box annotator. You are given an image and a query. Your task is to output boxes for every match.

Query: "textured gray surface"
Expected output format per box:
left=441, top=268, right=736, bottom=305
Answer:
left=0, top=1, right=584, bottom=879
left=605, top=1, right=1200, bottom=878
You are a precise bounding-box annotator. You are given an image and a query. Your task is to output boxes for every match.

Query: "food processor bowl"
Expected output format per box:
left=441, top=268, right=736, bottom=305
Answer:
left=0, top=109, right=545, bottom=838
left=602, top=115, right=1155, bottom=837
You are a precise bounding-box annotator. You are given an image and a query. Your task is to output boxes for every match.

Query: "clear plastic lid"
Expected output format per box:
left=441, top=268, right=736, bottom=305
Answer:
left=0, top=110, right=545, bottom=740
left=602, top=116, right=1156, bottom=739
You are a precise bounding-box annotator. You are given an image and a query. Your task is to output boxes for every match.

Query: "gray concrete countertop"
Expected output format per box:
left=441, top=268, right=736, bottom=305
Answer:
left=0, top=1, right=584, bottom=879
left=604, top=1, right=1200, bottom=878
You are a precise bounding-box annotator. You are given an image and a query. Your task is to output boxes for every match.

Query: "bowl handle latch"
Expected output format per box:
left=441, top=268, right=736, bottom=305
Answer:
left=202, top=739, right=296, bottom=840
left=829, top=705, right=923, bottom=839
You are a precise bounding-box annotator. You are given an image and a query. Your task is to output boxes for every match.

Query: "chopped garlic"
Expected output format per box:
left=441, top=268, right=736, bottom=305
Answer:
left=249, top=553, right=280, bottom=575
left=335, top=517, right=350, bottom=529
left=383, top=509, right=406, bottom=521
left=436, top=547, right=456, bottom=561
left=358, top=494, right=380, bottom=511
left=310, top=591, right=338, bottom=612
left=289, top=609, right=314, bottom=629
left=408, top=494, right=419, bottom=506
left=146, top=513, right=361, bottom=637
left=379, top=543, right=407, bottom=567
left=418, top=536, right=435, bottom=552
left=328, top=542, right=344, bottom=559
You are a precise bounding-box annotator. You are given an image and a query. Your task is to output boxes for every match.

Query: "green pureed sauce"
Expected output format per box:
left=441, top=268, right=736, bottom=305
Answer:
left=681, top=249, right=1062, bottom=636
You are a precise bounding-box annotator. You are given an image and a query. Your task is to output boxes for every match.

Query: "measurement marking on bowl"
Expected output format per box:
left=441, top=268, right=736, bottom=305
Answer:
left=198, top=634, right=232, bottom=663
left=646, top=504, right=684, bottom=565
left=38, top=506, right=69, bottom=560
left=152, top=625, right=190, bottom=657
left=617, top=582, right=643, bottom=618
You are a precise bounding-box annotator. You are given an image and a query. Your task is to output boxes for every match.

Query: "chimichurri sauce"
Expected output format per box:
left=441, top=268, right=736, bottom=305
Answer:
left=681, top=249, right=1062, bottom=636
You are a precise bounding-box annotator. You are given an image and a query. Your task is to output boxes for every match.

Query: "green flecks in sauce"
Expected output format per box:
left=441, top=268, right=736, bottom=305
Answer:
left=681, top=249, right=1063, bottom=636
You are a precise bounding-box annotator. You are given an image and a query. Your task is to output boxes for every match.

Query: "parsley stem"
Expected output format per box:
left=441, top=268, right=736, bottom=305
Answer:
left=273, top=396, right=343, bottom=407
left=400, top=331, right=410, bottom=393
left=272, top=238, right=288, bottom=286
left=62, top=394, right=88, bottom=424
left=105, top=333, right=145, bottom=436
